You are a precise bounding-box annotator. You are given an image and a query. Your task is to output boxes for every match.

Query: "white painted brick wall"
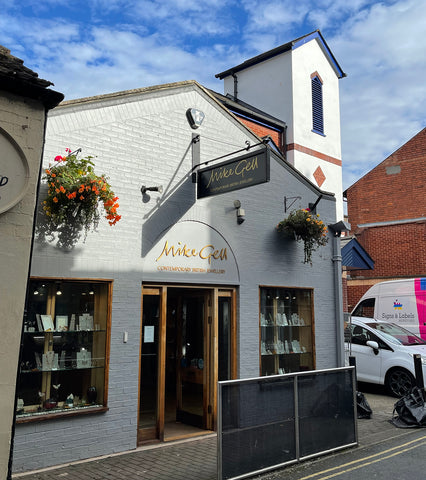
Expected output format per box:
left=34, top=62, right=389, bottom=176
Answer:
left=13, top=82, right=340, bottom=472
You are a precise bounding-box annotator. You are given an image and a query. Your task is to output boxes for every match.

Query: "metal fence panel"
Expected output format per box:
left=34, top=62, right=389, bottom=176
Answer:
left=297, top=369, right=356, bottom=458
left=218, top=367, right=357, bottom=480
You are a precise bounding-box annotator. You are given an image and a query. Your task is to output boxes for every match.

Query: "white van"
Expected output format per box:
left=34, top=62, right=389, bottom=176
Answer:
left=351, top=278, right=426, bottom=340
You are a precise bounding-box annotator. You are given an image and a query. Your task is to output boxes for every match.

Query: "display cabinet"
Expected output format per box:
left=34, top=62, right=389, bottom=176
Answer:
left=260, top=287, right=315, bottom=376
left=16, top=279, right=111, bottom=420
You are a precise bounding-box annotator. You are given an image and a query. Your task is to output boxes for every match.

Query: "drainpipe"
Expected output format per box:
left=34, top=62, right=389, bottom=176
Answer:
left=332, top=235, right=345, bottom=367
left=328, top=221, right=351, bottom=367
left=232, top=73, right=238, bottom=101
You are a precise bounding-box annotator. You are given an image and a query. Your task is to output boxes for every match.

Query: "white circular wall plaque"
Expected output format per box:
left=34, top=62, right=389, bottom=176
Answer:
left=0, top=128, right=30, bottom=214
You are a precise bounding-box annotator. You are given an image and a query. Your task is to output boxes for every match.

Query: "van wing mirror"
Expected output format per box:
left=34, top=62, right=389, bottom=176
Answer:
left=366, top=340, right=379, bottom=354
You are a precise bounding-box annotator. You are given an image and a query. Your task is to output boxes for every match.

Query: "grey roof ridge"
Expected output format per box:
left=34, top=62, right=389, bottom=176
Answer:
left=208, top=89, right=286, bottom=129
left=216, top=30, right=345, bottom=80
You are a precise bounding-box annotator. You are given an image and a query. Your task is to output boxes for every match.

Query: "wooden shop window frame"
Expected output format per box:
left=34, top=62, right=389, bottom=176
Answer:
left=16, top=277, right=113, bottom=423
left=259, top=285, right=316, bottom=376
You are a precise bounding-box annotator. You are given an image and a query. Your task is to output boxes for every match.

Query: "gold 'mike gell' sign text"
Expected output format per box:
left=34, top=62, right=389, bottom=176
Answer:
left=156, top=240, right=227, bottom=264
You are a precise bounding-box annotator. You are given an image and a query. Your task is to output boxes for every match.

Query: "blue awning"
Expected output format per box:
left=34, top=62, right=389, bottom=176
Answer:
left=341, top=237, right=374, bottom=270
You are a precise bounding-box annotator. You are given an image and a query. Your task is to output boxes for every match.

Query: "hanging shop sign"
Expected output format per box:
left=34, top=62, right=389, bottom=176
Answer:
left=143, top=220, right=240, bottom=284
left=197, top=147, right=270, bottom=199
left=0, top=128, right=30, bottom=214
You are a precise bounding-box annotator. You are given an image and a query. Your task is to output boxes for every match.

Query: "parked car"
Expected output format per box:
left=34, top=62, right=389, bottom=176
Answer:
left=345, top=317, right=426, bottom=397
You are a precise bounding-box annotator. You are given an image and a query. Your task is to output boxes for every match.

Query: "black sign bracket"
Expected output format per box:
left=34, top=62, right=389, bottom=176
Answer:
left=192, top=133, right=200, bottom=183
left=284, top=196, right=301, bottom=213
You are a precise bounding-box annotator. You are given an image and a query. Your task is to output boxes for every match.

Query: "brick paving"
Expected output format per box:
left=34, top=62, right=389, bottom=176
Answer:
left=13, top=435, right=217, bottom=480
left=13, top=392, right=409, bottom=480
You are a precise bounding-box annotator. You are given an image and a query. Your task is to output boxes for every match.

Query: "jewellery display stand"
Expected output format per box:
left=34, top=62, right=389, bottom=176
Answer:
left=16, top=280, right=109, bottom=420
left=260, top=288, right=314, bottom=376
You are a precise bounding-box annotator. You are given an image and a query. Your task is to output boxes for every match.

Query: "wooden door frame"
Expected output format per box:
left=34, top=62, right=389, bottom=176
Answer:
left=138, top=284, right=237, bottom=443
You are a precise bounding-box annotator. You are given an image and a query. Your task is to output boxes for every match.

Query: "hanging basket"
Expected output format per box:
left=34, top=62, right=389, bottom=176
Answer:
left=38, top=149, right=121, bottom=248
left=276, top=209, right=328, bottom=265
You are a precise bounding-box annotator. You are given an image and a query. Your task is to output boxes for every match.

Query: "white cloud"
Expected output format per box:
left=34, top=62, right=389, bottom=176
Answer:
left=0, top=0, right=424, bottom=189
left=331, top=0, right=426, bottom=188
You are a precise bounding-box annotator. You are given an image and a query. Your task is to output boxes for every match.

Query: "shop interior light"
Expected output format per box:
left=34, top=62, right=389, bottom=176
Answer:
left=56, top=284, right=62, bottom=296
left=89, top=285, right=95, bottom=295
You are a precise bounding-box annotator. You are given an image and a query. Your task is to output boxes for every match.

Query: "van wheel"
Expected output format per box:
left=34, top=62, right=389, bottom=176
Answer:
left=385, top=368, right=415, bottom=397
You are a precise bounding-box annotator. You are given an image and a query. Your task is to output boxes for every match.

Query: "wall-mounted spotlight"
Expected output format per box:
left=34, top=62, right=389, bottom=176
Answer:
left=186, top=108, right=205, bottom=129
left=234, top=200, right=245, bottom=224
left=141, top=185, right=163, bottom=195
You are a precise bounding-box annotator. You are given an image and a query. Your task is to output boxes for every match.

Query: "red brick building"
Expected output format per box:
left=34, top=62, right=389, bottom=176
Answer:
left=344, top=128, right=426, bottom=311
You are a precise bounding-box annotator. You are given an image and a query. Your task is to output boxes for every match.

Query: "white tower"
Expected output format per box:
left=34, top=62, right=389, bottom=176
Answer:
left=216, top=31, right=346, bottom=220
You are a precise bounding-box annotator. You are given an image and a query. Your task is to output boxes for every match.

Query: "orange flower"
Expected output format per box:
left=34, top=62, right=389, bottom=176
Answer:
left=53, top=197, right=58, bottom=203
left=60, top=186, right=66, bottom=193
left=79, top=185, right=85, bottom=193
left=80, top=195, right=85, bottom=200
left=51, top=173, right=56, bottom=178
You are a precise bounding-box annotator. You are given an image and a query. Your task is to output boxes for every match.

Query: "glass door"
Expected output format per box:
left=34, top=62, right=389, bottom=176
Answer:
left=138, top=287, right=165, bottom=443
left=176, top=291, right=212, bottom=429
left=139, top=285, right=236, bottom=443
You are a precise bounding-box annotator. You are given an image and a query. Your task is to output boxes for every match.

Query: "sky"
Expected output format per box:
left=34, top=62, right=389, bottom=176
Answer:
left=0, top=0, right=425, bottom=190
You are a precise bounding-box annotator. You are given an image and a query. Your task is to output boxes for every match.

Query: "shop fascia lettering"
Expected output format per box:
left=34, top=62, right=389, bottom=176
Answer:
left=205, top=156, right=259, bottom=189
left=156, top=240, right=227, bottom=265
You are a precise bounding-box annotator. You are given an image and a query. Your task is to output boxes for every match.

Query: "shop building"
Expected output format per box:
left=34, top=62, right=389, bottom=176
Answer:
left=13, top=32, right=346, bottom=473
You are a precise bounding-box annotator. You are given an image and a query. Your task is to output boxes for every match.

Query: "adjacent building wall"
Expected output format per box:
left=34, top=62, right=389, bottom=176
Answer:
left=0, top=91, right=47, bottom=480
left=345, top=128, right=426, bottom=310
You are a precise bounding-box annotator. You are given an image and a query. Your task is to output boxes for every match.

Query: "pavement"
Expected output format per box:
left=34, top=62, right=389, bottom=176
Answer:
left=12, top=388, right=420, bottom=480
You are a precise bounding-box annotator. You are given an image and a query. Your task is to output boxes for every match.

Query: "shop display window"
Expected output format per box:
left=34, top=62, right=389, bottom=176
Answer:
left=16, top=279, right=111, bottom=420
left=260, top=287, right=314, bottom=376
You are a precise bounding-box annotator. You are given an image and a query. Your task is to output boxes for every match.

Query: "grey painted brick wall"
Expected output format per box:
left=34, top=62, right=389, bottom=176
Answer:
left=13, top=83, right=340, bottom=472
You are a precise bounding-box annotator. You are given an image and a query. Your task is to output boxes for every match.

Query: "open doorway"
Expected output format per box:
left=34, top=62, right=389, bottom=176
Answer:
left=138, top=285, right=236, bottom=444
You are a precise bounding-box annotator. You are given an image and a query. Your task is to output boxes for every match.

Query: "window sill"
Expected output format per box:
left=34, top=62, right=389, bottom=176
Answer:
left=16, top=405, right=108, bottom=424
left=312, top=129, right=326, bottom=137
